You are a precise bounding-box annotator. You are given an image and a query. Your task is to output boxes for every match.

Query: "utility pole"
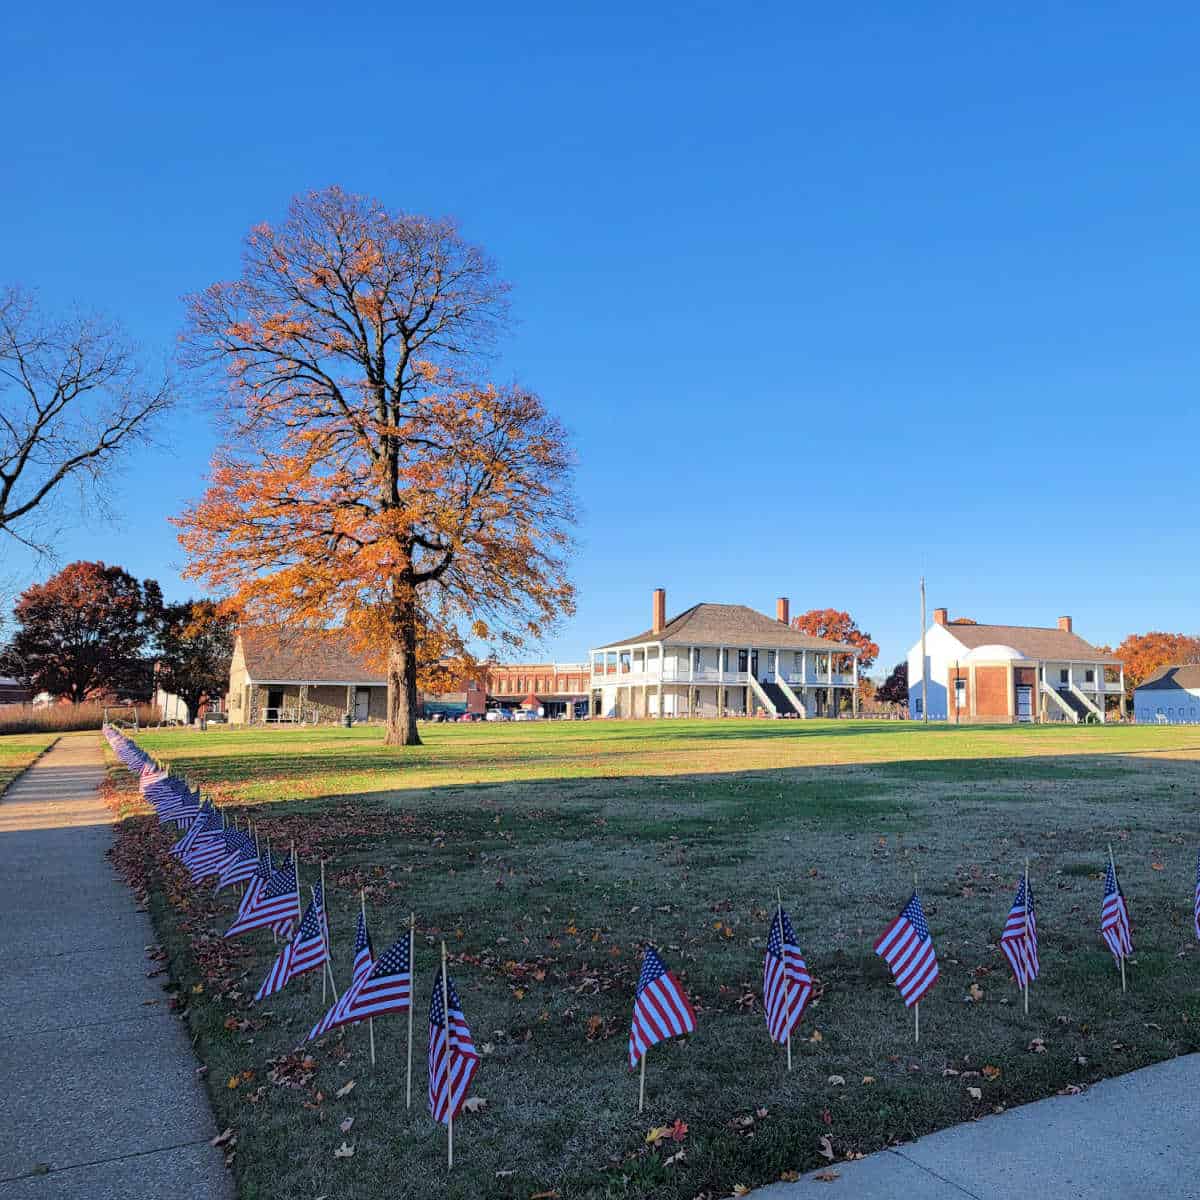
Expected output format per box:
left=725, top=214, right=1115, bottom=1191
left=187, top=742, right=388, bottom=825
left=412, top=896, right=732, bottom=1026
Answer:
left=920, top=576, right=928, bottom=724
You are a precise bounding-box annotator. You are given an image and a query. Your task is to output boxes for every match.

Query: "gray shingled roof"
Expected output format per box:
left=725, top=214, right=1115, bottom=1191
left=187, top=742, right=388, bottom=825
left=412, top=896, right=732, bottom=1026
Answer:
left=239, top=628, right=385, bottom=684
left=1136, top=663, right=1200, bottom=692
left=940, top=621, right=1117, bottom=664
left=594, top=603, right=856, bottom=653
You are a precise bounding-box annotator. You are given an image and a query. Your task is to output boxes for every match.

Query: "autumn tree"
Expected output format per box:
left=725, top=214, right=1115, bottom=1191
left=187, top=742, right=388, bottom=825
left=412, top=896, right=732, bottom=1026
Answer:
left=149, top=598, right=236, bottom=720
left=0, top=286, right=175, bottom=549
left=177, top=187, right=576, bottom=746
left=1108, top=631, right=1200, bottom=697
left=876, top=661, right=908, bottom=706
left=790, top=608, right=880, bottom=672
left=6, top=561, right=156, bottom=701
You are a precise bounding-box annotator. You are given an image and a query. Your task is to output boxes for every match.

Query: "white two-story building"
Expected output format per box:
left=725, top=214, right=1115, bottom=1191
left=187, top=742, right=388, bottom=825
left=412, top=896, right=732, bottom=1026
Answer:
left=907, top=608, right=1124, bottom=723
left=589, top=590, right=861, bottom=719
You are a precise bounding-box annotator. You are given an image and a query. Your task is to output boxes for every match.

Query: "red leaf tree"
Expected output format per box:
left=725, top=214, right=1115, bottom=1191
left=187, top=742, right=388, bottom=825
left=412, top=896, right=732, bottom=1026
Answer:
left=176, top=188, right=577, bottom=746
left=1108, top=631, right=1200, bottom=697
left=790, top=608, right=880, bottom=672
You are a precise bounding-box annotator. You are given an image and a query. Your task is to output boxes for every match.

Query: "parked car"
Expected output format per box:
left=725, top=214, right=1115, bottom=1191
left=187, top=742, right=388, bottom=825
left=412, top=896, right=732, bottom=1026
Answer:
left=425, top=711, right=446, bottom=723
left=485, top=709, right=513, bottom=722
left=457, top=712, right=479, bottom=722
left=513, top=710, right=541, bottom=721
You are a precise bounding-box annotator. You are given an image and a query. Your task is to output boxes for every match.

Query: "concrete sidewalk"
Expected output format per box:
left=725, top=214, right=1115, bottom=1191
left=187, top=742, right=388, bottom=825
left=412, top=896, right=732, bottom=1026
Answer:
left=0, top=732, right=231, bottom=1200
left=758, top=1052, right=1199, bottom=1199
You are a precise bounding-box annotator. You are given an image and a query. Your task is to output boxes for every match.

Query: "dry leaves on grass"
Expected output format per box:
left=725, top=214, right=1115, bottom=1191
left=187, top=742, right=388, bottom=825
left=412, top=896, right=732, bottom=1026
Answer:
left=967, top=1087, right=983, bottom=1100
left=333, top=1142, right=354, bottom=1159
left=814, top=1170, right=841, bottom=1183
left=817, top=1135, right=835, bottom=1161
left=982, top=1065, right=1002, bottom=1080
left=1027, top=1038, right=1047, bottom=1053
left=335, top=1080, right=355, bottom=1098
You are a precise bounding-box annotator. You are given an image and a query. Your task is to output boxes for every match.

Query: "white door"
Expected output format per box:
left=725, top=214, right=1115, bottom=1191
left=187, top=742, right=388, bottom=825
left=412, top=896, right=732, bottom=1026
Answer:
left=354, top=688, right=371, bottom=721
left=1016, top=685, right=1032, bottom=720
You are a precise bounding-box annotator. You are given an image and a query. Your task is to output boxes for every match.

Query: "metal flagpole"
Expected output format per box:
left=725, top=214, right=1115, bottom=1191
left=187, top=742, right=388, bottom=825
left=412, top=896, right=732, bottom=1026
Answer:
left=441, top=941, right=453, bottom=1169
left=268, top=835, right=277, bottom=944
left=406, top=912, right=415, bottom=1107
left=1109, top=844, right=1126, bottom=992
left=320, top=860, right=337, bottom=1001
left=920, top=578, right=928, bottom=725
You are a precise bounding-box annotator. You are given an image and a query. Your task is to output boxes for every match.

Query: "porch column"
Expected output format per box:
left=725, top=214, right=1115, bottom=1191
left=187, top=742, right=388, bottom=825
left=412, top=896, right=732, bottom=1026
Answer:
left=827, top=653, right=834, bottom=717
left=657, top=685, right=664, bottom=718
left=345, top=684, right=353, bottom=717
left=1119, top=664, right=1127, bottom=719
left=718, top=646, right=725, bottom=716
left=852, top=655, right=859, bottom=716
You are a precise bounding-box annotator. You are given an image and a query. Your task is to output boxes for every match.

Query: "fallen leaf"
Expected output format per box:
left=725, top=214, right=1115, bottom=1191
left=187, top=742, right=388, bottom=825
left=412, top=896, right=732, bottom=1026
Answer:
left=669, top=1118, right=688, bottom=1142
left=814, top=1170, right=841, bottom=1183
left=211, top=1128, right=236, bottom=1147
left=1027, top=1038, right=1046, bottom=1054
left=645, top=1125, right=670, bottom=1145
left=336, top=1080, right=356, bottom=1099
left=732, top=1187, right=751, bottom=1197
left=982, top=1065, right=1001, bottom=1080
left=817, top=1135, right=835, bottom=1161
left=809, top=1029, right=823, bottom=1043
left=226, top=1075, right=240, bottom=1090
left=779, top=1171, right=800, bottom=1182
left=663, top=1148, right=685, bottom=1166
left=339, top=1117, right=354, bottom=1134
left=861, top=1076, right=876, bottom=1085
left=529, top=1191, right=560, bottom=1200
left=1151, top=863, right=1164, bottom=871
left=967, top=983, right=984, bottom=1003
left=967, top=1087, right=982, bottom=1100
left=827, top=1075, right=845, bottom=1086
left=462, top=1096, right=487, bottom=1114
left=333, top=1142, right=354, bottom=1159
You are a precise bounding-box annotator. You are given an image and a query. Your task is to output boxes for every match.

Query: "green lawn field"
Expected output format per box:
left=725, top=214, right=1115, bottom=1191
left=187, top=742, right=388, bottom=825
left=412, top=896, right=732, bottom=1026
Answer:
left=0, top=733, right=57, bottom=795
left=104, top=719, right=1200, bottom=1199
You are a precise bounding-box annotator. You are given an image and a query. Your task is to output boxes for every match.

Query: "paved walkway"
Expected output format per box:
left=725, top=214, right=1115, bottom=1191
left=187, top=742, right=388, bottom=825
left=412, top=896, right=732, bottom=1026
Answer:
left=758, top=1051, right=1199, bottom=1199
left=0, top=732, right=231, bottom=1200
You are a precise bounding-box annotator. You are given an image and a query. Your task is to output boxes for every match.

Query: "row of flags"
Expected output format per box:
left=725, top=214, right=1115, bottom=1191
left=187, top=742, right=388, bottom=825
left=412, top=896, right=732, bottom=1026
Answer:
left=106, top=726, right=1188, bottom=1148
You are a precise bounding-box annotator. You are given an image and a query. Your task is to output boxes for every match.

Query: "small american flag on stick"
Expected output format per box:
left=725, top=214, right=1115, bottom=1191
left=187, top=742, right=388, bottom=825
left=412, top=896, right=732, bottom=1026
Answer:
left=428, top=947, right=479, bottom=1167
left=1193, top=847, right=1200, bottom=943
left=762, top=904, right=811, bottom=1050
left=1100, top=850, right=1132, bottom=982
left=309, top=907, right=375, bottom=1040
left=225, top=856, right=298, bottom=938
left=1000, top=871, right=1039, bottom=990
left=254, top=884, right=331, bottom=1001
left=875, top=891, right=939, bottom=1013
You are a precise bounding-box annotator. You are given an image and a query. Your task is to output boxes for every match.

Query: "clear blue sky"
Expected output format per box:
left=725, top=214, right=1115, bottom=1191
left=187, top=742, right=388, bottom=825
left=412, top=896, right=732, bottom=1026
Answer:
left=4, top=1, right=1198, bottom=674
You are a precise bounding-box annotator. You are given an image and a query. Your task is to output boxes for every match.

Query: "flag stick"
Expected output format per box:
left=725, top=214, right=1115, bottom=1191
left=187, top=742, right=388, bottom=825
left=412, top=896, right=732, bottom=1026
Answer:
left=913, top=870, right=920, bottom=1044
left=361, top=890, right=375, bottom=1066
left=1109, top=843, right=1126, bottom=992
left=441, top=940, right=453, bottom=1170
left=320, top=860, right=337, bottom=1001
left=638, top=1052, right=647, bottom=1113
left=268, top=835, right=276, bottom=944
left=1023, top=857, right=1030, bottom=1015
left=777, top=887, right=792, bottom=1071
left=292, top=842, right=301, bottom=947
left=406, top=911, right=414, bottom=1106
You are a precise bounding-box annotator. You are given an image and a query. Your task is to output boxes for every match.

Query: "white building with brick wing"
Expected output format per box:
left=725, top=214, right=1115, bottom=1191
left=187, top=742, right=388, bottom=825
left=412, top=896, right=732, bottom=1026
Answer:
left=907, top=608, right=1124, bottom=724
left=589, top=589, right=861, bottom=719
left=1133, top=664, right=1200, bottom=724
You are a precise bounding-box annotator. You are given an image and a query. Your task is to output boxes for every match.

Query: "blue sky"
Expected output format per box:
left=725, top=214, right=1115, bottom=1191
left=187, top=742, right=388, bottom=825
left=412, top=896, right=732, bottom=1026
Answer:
left=3, top=1, right=1198, bottom=674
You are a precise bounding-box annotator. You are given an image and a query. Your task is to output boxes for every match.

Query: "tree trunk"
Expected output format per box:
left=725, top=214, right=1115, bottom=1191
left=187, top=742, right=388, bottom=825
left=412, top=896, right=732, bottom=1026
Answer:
left=385, top=601, right=422, bottom=747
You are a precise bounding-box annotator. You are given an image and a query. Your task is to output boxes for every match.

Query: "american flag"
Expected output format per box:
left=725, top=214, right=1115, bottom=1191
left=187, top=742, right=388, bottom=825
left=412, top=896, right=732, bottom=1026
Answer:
left=762, top=907, right=812, bottom=1044
left=234, top=848, right=273, bottom=923
left=308, top=909, right=377, bottom=1040
left=428, top=972, right=479, bottom=1124
left=215, top=832, right=258, bottom=892
left=339, top=934, right=412, bottom=1025
left=225, top=857, right=298, bottom=938
left=169, top=801, right=211, bottom=860
left=184, top=809, right=228, bottom=882
left=874, top=892, right=939, bottom=1007
left=628, top=946, right=697, bottom=1068
left=1000, top=874, right=1039, bottom=988
left=255, top=885, right=331, bottom=1001
left=1194, top=847, right=1200, bottom=942
left=1100, top=858, right=1133, bottom=962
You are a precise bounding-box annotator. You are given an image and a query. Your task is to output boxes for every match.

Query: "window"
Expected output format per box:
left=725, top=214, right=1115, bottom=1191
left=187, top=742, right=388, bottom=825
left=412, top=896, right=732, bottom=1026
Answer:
left=693, top=648, right=702, bottom=671
left=722, top=649, right=730, bottom=671
left=794, top=652, right=803, bottom=671
left=737, top=650, right=748, bottom=672
left=1084, top=669, right=1095, bottom=684
left=954, top=679, right=967, bottom=709
left=1059, top=669, right=1069, bottom=684
left=914, top=697, right=924, bottom=715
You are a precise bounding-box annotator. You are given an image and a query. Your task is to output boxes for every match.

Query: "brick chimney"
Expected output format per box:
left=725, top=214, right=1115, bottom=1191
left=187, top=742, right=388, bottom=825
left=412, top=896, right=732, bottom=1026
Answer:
left=776, top=596, right=790, bottom=625
left=933, top=607, right=948, bottom=626
left=652, top=587, right=666, bottom=635
left=1058, top=615, right=1072, bottom=633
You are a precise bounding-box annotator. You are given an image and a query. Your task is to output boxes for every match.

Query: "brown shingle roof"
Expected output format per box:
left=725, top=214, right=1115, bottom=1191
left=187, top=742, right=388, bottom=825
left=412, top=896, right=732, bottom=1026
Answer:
left=941, top=621, right=1117, bottom=664
left=239, top=628, right=385, bottom=684
left=1136, top=664, right=1200, bottom=691
left=595, top=603, right=856, bottom=653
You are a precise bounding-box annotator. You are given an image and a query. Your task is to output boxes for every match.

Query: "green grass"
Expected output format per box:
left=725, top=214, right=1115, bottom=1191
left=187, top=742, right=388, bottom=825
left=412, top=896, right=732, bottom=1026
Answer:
left=106, top=720, right=1200, bottom=1200
left=0, top=733, right=57, bottom=794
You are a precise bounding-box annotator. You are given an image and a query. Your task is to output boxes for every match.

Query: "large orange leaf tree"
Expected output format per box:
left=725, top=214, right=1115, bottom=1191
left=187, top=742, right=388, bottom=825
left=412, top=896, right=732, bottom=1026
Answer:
left=176, top=188, right=576, bottom=745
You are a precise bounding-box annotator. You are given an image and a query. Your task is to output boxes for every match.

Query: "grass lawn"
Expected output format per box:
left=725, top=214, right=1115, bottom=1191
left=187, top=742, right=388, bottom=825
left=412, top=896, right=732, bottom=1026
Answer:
left=108, top=719, right=1200, bottom=1200
left=0, top=733, right=57, bottom=795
